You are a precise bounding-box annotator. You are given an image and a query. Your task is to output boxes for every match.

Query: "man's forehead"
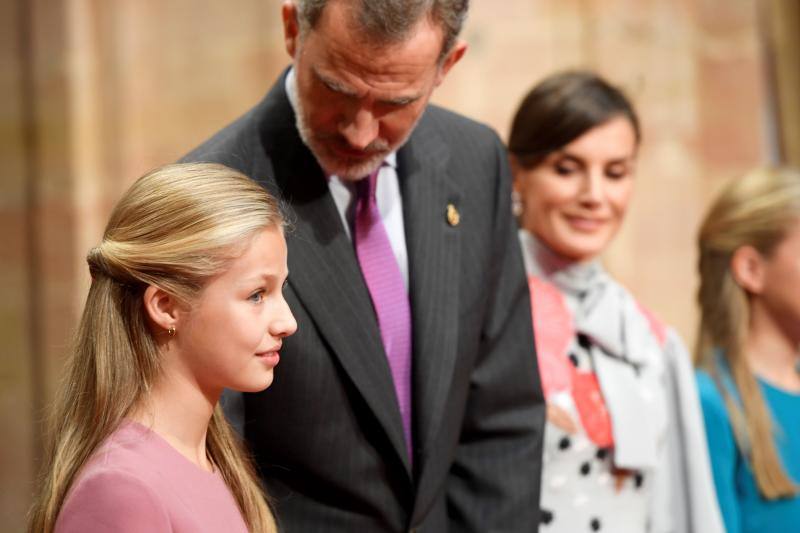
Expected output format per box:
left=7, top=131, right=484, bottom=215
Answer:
left=301, top=21, right=441, bottom=93
left=311, top=63, right=428, bottom=104
left=315, top=43, right=437, bottom=80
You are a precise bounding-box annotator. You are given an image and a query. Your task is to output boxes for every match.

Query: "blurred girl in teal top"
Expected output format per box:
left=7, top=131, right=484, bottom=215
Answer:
left=695, top=167, right=800, bottom=533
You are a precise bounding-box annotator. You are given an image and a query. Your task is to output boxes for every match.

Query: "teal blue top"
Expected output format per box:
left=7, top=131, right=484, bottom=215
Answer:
left=696, top=369, right=800, bottom=533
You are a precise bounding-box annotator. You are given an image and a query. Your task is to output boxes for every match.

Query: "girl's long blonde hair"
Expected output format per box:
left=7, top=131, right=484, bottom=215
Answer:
left=28, top=163, right=281, bottom=532
left=696, top=166, right=800, bottom=499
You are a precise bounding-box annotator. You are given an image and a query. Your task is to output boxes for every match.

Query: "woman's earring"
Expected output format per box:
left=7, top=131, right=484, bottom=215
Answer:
left=167, top=326, right=176, bottom=337
left=511, top=190, right=523, bottom=217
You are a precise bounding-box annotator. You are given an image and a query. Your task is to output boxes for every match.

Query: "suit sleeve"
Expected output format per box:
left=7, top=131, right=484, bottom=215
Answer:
left=55, top=470, right=172, bottom=533
left=696, top=370, right=742, bottom=533
left=446, top=133, right=545, bottom=532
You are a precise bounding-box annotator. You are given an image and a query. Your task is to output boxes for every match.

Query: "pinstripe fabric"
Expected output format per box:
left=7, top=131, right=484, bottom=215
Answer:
left=182, top=70, right=545, bottom=533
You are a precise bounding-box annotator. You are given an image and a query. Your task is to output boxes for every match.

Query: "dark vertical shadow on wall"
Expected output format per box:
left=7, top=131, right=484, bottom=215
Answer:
left=18, top=0, right=44, bottom=465
left=758, top=0, right=800, bottom=167
left=757, top=0, right=786, bottom=165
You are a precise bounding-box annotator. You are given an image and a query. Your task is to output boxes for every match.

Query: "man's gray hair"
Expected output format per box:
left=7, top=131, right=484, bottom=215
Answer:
left=295, top=0, right=469, bottom=60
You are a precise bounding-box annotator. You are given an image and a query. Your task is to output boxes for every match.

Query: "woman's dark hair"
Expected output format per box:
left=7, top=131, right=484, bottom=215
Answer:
left=508, top=70, right=641, bottom=168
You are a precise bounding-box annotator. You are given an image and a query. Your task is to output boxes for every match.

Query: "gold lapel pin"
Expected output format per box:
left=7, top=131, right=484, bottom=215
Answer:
left=446, top=203, right=460, bottom=227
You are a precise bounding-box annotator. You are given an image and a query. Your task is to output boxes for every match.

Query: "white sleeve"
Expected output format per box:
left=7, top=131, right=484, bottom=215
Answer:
left=659, top=329, right=725, bottom=533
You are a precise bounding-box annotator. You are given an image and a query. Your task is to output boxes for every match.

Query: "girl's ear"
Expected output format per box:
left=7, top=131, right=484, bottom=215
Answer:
left=730, top=245, right=766, bottom=294
left=142, top=285, right=180, bottom=334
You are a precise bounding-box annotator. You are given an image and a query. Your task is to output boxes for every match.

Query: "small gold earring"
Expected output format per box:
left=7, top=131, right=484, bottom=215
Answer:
left=168, top=326, right=176, bottom=337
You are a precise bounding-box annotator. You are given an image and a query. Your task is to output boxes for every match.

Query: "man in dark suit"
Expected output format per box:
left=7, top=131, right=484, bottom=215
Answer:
left=183, top=1, right=544, bottom=531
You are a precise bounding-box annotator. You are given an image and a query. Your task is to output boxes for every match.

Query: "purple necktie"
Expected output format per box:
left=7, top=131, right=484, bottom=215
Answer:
left=354, top=168, right=413, bottom=458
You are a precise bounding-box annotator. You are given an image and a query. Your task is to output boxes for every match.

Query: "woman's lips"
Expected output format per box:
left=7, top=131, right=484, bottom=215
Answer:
left=564, top=214, right=607, bottom=232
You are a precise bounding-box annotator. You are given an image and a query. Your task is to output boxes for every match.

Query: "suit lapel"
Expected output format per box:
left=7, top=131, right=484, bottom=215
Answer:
left=398, top=119, right=461, bottom=468
left=257, top=83, right=411, bottom=475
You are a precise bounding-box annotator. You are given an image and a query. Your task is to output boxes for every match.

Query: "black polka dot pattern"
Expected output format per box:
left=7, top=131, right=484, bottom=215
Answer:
left=540, top=331, right=654, bottom=532
left=577, top=333, right=593, bottom=350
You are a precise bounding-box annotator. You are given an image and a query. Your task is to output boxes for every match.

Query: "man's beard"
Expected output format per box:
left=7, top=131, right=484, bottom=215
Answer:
left=290, top=82, right=414, bottom=181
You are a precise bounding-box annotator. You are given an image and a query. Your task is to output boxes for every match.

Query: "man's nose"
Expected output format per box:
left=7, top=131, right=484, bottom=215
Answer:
left=339, top=107, right=379, bottom=150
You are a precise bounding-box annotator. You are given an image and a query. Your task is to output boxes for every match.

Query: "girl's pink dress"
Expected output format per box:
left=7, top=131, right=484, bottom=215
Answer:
left=55, top=421, right=249, bottom=532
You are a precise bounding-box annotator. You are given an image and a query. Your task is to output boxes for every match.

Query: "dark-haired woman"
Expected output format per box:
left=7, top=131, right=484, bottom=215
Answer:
left=509, top=71, right=723, bottom=532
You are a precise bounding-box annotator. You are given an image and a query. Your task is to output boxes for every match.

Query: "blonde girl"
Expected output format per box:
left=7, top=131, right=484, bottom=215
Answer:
left=696, top=166, right=800, bottom=533
left=28, top=163, right=296, bottom=532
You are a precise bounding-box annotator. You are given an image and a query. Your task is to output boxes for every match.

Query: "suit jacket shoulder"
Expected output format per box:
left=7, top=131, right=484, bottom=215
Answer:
left=415, top=103, right=504, bottom=165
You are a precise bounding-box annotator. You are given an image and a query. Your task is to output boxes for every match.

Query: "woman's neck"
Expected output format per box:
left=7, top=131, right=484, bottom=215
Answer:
left=130, top=369, right=220, bottom=472
left=519, top=229, right=605, bottom=298
left=520, top=229, right=580, bottom=275
left=747, top=304, right=800, bottom=392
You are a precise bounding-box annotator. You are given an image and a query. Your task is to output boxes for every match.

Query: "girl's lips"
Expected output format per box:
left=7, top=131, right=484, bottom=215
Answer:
left=256, top=351, right=280, bottom=367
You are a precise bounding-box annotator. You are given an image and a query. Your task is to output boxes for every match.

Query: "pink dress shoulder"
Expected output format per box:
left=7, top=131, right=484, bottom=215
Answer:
left=55, top=421, right=249, bottom=533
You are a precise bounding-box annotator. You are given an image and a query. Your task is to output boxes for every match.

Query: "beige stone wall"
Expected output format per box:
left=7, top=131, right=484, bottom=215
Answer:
left=1, top=0, right=783, bottom=529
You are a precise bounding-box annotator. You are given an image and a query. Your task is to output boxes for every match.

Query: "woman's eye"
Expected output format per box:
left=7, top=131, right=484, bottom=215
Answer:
left=605, top=166, right=628, bottom=180
left=554, top=162, right=578, bottom=176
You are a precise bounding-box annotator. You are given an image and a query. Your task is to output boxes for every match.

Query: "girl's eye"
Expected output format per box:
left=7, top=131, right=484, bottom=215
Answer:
left=248, top=290, right=264, bottom=303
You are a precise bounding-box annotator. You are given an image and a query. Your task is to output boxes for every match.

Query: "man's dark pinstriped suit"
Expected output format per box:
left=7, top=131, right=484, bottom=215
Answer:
left=183, top=70, right=545, bottom=532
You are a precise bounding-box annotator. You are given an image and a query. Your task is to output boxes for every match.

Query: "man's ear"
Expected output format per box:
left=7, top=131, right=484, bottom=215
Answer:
left=730, top=245, right=766, bottom=294
left=282, top=1, right=301, bottom=58
left=434, top=39, right=467, bottom=86
left=142, top=285, right=180, bottom=335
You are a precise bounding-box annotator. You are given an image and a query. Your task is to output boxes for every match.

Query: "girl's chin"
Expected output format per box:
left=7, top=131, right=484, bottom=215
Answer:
left=234, top=373, right=275, bottom=394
